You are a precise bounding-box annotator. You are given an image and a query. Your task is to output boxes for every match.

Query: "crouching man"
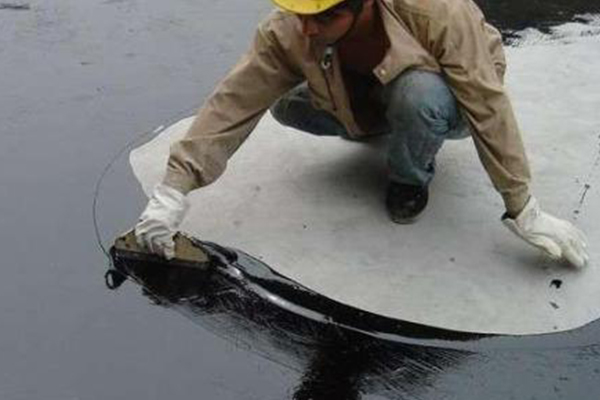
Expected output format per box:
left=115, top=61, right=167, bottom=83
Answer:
left=135, top=0, right=589, bottom=268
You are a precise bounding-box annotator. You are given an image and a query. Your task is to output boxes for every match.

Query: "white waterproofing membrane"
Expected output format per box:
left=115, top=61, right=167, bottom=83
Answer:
left=131, top=17, right=600, bottom=335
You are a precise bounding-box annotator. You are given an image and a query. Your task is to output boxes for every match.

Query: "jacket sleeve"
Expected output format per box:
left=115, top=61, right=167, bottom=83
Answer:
left=425, top=0, right=531, bottom=216
left=162, top=21, right=303, bottom=194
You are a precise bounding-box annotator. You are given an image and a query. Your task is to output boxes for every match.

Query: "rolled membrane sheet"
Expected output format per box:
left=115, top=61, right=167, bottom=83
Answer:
left=130, top=20, right=600, bottom=335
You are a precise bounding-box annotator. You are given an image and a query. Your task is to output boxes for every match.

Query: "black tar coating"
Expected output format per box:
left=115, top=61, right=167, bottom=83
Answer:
left=477, top=0, right=600, bottom=40
left=109, top=241, right=600, bottom=399
left=109, top=243, right=472, bottom=399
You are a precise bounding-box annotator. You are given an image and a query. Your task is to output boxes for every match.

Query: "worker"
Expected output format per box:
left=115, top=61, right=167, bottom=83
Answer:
left=135, top=0, right=589, bottom=268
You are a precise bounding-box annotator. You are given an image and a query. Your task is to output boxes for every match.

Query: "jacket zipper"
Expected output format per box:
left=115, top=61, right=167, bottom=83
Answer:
left=319, top=45, right=338, bottom=111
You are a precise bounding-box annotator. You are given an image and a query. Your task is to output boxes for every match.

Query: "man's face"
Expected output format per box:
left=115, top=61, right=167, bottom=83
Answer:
left=296, top=5, right=356, bottom=45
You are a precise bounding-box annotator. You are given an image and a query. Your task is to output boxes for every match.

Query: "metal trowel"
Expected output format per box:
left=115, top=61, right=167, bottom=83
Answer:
left=110, top=230, right=211, bottom=270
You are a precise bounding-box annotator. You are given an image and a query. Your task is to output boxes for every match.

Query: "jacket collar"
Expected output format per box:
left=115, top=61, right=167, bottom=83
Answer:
left=305, top=0, right=414, bottom=80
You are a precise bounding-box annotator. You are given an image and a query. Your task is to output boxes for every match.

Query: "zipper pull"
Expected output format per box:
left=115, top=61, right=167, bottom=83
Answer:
left=320, top=45, right=334, bottom=70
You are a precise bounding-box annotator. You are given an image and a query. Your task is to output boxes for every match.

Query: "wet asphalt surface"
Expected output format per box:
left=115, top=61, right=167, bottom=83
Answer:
left=1, top=0, right=600, bottom=399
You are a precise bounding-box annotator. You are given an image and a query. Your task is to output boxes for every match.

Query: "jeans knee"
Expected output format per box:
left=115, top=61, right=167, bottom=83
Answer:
left=384, top=70, right=458, bottom=129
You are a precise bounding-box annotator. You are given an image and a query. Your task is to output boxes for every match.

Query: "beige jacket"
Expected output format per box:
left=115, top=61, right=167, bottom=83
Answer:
left=163, top=0, right=531, bottom=215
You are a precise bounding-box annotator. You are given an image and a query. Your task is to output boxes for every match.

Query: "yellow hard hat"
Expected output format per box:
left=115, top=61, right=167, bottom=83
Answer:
left=271, top=0, right=346, bottom=15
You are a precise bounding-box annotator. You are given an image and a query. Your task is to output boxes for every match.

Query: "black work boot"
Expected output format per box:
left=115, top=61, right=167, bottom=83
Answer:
left=385, top=182, right=429, bottom=224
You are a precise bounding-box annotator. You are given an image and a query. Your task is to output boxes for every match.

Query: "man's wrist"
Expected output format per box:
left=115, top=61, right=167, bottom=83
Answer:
left=504, top=195, right=533, bottom=220
left=503, top=190, right=531, bottom=220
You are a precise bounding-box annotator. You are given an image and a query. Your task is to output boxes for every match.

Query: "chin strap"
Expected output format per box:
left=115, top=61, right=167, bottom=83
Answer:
left=320, top=0, right=364, bottom=70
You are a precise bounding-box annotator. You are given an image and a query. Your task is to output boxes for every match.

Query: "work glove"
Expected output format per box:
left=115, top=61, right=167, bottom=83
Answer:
left=502, top=196, right=589, bottom=269
left=134, top=184, right=189, bottom=260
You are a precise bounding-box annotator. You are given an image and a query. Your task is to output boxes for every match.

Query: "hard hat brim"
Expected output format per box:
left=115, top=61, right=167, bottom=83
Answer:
left=271, top=0, right=347, bottom=15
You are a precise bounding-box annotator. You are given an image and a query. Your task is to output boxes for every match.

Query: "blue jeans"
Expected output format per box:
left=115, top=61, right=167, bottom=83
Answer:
left=270, top=70, right=470, bottom=186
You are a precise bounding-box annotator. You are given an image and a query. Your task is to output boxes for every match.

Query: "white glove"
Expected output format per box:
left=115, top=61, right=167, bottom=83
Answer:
left=135, top=184, right=189, bottom=260
left=503, top=196, right=589, bottom=269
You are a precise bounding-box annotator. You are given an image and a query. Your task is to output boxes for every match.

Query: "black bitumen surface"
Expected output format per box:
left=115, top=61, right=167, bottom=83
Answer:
left=1, top=1, right=600, bottom=399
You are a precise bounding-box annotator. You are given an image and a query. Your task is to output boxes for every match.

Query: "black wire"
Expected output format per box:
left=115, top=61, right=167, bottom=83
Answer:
left=92, top=105, right=200, bottom=263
